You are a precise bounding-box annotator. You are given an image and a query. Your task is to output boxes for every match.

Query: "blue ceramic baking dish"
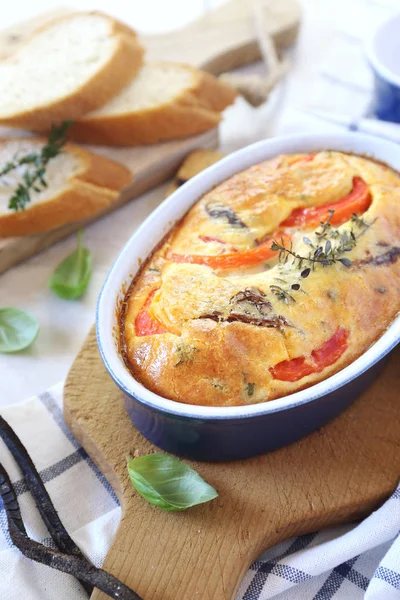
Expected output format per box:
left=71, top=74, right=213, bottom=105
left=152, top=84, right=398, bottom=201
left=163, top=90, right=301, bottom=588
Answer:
left=367, top=12, right=400, bottom=123
left=97, top=133, right=400, bottom=461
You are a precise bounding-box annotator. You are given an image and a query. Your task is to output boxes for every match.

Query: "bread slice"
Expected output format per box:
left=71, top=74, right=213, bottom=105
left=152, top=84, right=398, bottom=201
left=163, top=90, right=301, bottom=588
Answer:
left=0, top=138, right=132, bottom=237
left=69, top=62, right=237, bottom=146
left=166, top=149, right=224, bottom=196
left=0, top=12, right=144, bottom=131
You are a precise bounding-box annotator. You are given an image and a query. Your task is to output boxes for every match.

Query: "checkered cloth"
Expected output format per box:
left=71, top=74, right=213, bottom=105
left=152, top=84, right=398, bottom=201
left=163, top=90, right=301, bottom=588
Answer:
left=0, top=386, right=399, bottom=600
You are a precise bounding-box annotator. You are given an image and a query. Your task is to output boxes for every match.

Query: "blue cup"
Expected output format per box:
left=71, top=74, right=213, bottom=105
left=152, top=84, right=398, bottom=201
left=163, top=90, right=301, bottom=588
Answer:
left=367, top=13, right=400, bottom=123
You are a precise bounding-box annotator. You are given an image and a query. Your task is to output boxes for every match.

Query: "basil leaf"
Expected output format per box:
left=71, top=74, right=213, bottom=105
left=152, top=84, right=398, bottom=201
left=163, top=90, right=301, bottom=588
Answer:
left=0, top=307, right=39, bottom=353
left=127, top=453, right=218, bottom=511
left=48, top=230, right=92, bottom=300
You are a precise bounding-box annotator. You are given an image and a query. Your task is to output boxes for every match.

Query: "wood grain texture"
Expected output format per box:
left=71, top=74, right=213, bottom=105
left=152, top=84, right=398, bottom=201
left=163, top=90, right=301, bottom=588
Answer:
left=64, top=327, right=400, bottom=600
left=0, top=1, right=300, bottom=70
left=0, top=0, right=300, bottom=272
left=143, top=0, right=301, bottom=73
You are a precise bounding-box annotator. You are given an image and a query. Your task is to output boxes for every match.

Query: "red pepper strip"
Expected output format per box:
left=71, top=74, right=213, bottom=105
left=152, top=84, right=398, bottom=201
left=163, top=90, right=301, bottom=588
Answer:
left=304, top=152, right=317, bottom=162
left=199, top=235, right=238, bottom=252
left=281, top=177, right=371, bottom=229
left=287, top=152, right=317, bottom=166
left=199, top=235, right=229, bottom=244
left=135, top=289, right=168, bottom=336
left=170, top=233, right=290, bottom=270
left=270, top=327, right=349, bottom=382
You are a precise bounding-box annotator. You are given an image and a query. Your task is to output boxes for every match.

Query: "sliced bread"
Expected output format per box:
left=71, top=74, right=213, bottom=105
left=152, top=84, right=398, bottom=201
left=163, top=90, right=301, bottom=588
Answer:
left=0, top=138, right=132, bottom=237
left=69, top=62, right=237, bottom=146
left=0, top=12, right=144, bottom=131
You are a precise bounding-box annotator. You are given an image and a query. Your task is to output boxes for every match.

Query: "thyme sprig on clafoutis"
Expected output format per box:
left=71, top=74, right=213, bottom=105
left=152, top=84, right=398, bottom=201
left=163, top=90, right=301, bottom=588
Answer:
left=269, top=284, right=296, bottom=304
left=269, top=211, right=374, bottom=302
left=271, top=211, right=373, bottom=271
left=1, top=120, right=72, bottom=211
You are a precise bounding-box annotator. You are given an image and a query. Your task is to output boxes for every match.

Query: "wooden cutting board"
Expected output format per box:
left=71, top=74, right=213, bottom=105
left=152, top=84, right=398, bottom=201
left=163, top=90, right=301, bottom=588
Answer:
left=64, top=327, right=400, bottom=600
left=0, top=0, right=300, bottom=274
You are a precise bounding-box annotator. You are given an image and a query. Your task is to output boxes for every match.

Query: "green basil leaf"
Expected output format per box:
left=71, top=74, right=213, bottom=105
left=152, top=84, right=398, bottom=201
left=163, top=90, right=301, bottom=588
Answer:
left=0, top=307, right=39, bottom=353
left=127, top=453, right=218, bottom=512
left=48, top=230, right=92, bottom=300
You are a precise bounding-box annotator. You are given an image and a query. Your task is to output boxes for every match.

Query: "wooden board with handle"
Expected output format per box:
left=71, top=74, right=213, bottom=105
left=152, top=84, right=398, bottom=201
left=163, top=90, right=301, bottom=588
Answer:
left=64, top=327, right=400, bottom=600
left=0, top=0, right=300, bottom=274
left=0, top=1, right=300, bottom=70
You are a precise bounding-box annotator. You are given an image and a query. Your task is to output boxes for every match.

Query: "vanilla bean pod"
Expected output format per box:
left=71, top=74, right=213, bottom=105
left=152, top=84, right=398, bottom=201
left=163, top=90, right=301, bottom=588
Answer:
left=0, top=416, right=87, bottom=556
left=0, top=416, right=93, bottom=595
left=0, top=417, right=143, bottom=600
left=0, top=464, right=143, bottom=600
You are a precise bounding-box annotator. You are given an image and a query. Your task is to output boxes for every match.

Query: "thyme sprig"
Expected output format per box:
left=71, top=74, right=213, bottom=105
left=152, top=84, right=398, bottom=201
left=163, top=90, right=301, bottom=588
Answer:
left=269, top=284, right=296, bottom=304
left=1, top=120, right=72, bottom=211
left=269, top=211, right=374, bottom=302
left=271, top=211, right=372, bottom=271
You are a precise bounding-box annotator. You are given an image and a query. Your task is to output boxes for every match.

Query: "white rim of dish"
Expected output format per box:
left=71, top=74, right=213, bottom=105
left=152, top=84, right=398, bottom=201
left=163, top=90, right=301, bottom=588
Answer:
left=365, top=12, right=400, bottom=89
left=97, top=132, right=400, bottom=420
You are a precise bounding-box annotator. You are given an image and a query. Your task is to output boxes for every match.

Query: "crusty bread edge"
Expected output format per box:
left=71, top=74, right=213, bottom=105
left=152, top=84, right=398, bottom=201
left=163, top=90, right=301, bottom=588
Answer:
left=189, top=69, right=238, bottom=113
left=0, top=139, right=132, bottom=237
left=69, top=63, right=236, bottom=146
left=0, top=13, right=145, bottom=131
left=67, top=143, right=132, bottom=191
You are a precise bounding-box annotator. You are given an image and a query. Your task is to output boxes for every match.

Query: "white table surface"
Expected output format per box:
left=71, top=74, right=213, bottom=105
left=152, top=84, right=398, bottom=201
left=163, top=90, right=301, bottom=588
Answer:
left=0, top=0, right=387, bottom=405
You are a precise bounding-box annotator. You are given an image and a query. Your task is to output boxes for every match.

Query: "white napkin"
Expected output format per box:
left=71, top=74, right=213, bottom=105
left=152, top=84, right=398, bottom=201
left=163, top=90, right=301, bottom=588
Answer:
left=0, top=385, right=399, bottom=600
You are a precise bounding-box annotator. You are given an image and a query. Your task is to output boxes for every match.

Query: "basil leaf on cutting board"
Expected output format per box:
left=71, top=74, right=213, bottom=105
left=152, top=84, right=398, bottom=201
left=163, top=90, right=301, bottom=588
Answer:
left=48, top=230, right=92, bottom=300
left=0, top=308, right=39, bottom=353
left=127, top=453, right=218, bottom=511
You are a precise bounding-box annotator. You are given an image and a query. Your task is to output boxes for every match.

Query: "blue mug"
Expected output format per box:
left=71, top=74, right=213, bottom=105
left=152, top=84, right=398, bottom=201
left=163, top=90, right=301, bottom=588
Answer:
left=367, top=13, right=400, bottom=123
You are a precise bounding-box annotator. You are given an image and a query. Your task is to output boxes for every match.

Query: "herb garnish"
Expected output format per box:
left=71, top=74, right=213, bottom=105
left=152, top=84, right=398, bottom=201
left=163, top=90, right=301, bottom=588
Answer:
left=269, top=211, right=373, bottom=301
left=1, top=120, right=72, bottom=211
left=269, top=285, right=296, bottom=304
left=48, top=230, right=92, bottom=300
left=246, top=382, right=255, bottom=397
left=174, top=343, right=198, bottom=366
left=127, top=453, right=218, bottom=511
left=211, top=379, right=227, bottom=391
left=272, top=211, right=372, bottom=271
left=242, top=373, right=256, bottom=398
left=0, top=307, right=39, bottom=353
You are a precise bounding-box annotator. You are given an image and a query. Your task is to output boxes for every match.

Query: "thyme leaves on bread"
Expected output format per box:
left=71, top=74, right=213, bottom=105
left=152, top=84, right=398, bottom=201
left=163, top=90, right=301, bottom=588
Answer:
left=0, top=120, right=72, bottom=211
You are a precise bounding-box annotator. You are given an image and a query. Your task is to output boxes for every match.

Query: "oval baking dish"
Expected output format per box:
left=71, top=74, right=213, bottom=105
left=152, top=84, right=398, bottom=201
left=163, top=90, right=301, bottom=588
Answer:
left=97, top=133, right=400, bottom=461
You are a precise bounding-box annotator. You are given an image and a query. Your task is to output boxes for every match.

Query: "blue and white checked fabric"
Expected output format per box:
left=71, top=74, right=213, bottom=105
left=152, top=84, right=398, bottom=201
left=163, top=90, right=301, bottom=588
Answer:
left=0, top=384, right=399, bottom=600
left=0, top=385, right=120, bottom=600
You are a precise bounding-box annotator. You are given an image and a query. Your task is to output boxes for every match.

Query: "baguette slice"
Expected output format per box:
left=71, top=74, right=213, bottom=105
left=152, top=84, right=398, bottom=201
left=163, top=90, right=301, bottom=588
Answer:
left=0, top=12, right=144, bottom=131
left=0, top=138, right=132, bottom=237
left=69, top=63, right=237, bottom=146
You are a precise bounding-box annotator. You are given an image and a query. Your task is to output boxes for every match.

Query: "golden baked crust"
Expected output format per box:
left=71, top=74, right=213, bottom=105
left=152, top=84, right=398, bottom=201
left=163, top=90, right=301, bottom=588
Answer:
left=121, top=151, right=400, bottom=407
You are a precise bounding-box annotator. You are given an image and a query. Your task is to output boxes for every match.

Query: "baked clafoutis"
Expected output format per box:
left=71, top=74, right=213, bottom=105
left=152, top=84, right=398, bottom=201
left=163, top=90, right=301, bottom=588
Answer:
left=121, top=151, right=400, bottom=407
